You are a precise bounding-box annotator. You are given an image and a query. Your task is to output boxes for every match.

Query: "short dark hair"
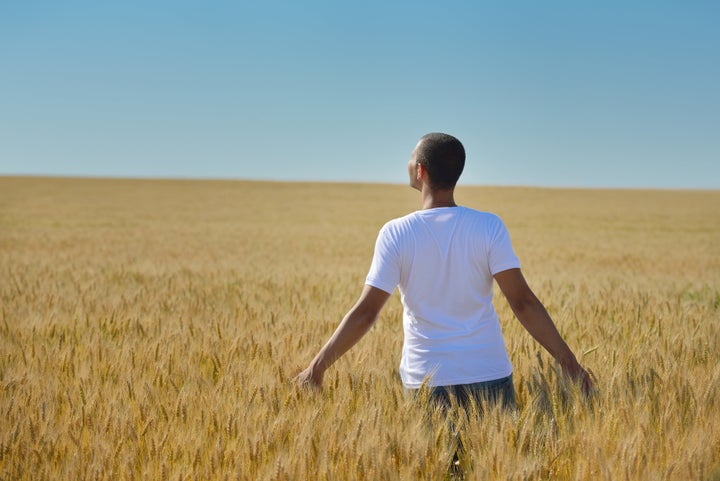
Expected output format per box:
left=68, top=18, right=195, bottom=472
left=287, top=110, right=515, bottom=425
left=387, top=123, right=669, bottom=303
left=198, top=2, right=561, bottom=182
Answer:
left=415, top=133, right=465, bottom=190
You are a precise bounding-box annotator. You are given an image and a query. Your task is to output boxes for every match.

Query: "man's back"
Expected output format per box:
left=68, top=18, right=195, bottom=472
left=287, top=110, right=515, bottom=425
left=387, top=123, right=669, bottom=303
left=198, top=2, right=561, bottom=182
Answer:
left=366, top=206, right=520, bottom=388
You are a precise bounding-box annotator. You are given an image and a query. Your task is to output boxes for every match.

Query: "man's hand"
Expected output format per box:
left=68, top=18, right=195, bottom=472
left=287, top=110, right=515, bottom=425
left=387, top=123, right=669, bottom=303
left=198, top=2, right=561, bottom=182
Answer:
left=561, top=361, right=597, bottom=398
left=294, top=366, right=324, bottom=390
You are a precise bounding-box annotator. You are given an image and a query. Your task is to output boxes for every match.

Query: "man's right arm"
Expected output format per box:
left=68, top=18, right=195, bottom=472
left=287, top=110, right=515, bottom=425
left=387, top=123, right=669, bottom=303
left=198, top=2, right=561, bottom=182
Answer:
left=494, top=268, right=595, bottom=394
left=295, top=284, right=390, bottom=389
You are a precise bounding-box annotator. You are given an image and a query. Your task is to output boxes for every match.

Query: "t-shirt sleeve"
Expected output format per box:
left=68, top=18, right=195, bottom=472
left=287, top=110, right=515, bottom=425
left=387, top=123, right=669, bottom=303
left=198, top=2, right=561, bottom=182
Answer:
left=487, top=216, right=521, bottom=275
left=365, top=224, right=400, bottom=295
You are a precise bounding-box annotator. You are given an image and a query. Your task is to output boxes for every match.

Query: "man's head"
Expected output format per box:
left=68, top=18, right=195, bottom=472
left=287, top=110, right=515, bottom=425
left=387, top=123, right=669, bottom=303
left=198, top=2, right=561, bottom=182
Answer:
left=408, top=133, right=465, bottom=191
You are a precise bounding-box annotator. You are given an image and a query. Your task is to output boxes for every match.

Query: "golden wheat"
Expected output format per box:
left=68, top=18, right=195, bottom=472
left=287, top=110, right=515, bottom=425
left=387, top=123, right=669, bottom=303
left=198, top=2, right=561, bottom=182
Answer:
left=1, top=177, right=719, bottom=480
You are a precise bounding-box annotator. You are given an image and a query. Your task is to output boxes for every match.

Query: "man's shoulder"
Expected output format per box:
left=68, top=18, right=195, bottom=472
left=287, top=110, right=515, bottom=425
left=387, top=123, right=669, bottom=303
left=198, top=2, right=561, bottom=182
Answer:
left=379, top=211, right=420, bottom=233
left=382, top=207, right=504, bottom=224
left=379, top=207, right=505, bottom=234
left=459, top=206, right=501, bottom=219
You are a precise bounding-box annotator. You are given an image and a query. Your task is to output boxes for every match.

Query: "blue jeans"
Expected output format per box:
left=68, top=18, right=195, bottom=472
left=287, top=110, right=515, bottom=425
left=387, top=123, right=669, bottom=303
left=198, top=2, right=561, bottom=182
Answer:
left=411, top=374, right=516, bottom=414
left=409, top=375, right=516, bottom=471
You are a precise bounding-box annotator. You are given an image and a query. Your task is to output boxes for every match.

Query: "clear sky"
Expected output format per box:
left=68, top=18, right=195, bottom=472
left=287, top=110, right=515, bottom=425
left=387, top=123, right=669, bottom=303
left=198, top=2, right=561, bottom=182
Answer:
left=1, top=1, right=719, bottom=189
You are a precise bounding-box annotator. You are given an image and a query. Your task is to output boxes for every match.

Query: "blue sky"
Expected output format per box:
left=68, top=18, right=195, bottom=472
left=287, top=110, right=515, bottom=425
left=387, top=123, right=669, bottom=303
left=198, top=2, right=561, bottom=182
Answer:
left=1, top=1, right=719, bottom=189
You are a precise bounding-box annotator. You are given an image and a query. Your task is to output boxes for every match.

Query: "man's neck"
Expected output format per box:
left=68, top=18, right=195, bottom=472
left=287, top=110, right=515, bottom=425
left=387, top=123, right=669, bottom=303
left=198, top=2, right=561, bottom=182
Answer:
left=421, top=186, right=457, bottom=210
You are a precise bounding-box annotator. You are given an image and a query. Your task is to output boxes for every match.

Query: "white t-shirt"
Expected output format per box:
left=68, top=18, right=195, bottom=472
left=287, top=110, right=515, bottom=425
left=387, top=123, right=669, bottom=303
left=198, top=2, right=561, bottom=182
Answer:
left=365, top=206, right=520, bottom=389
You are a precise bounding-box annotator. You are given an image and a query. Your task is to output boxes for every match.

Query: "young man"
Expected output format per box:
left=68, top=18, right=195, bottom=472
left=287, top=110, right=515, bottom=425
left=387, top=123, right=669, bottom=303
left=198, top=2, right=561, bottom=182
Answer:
left=296, top=133, right=594, bottom=405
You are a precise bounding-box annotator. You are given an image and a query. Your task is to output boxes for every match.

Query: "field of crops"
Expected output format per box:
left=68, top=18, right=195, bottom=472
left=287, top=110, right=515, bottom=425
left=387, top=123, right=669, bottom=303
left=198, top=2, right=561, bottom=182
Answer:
left=1, top=176, right=719, bottom=480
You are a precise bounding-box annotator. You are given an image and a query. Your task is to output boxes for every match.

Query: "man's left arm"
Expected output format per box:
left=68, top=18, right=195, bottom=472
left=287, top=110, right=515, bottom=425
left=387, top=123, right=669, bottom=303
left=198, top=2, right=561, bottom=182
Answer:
left=494, top=268, right=595, bottom=395
left=296, top=285, right=390, bottom=389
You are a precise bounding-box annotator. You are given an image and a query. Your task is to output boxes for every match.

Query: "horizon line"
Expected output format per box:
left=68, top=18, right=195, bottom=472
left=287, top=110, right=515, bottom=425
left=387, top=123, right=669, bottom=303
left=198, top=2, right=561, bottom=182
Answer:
left=1, top=173, right=718, bottom=193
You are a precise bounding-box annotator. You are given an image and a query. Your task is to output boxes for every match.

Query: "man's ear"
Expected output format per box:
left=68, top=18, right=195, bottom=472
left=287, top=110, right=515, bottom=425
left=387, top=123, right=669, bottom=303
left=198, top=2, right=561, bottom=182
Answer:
left=416, top=163, right=425, bottom=181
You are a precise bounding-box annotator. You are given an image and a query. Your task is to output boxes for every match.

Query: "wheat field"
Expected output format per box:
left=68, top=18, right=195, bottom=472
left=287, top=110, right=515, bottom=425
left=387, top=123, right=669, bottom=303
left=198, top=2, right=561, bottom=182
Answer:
left=1, top=176, right=719, bottom=480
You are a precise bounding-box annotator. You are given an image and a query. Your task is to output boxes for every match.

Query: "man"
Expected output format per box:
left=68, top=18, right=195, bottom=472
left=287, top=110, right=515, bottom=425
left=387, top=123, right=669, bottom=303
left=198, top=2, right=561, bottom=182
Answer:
left=296, top=133, right=594, bottom=406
